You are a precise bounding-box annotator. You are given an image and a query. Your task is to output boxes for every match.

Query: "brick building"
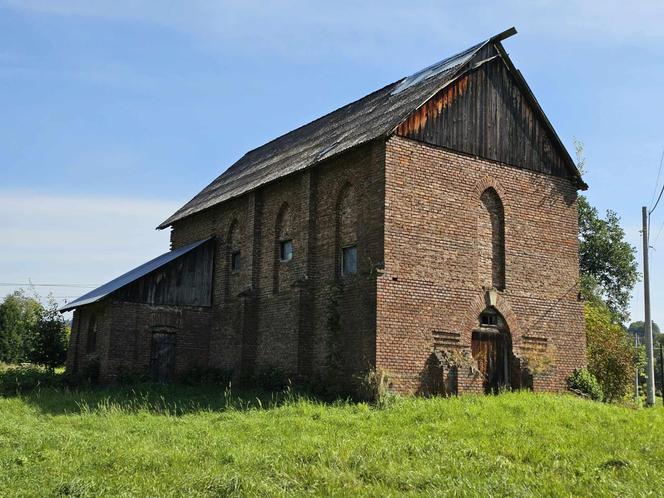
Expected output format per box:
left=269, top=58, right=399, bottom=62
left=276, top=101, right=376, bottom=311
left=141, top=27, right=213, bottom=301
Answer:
left=63, top=28, right=587, bottom=394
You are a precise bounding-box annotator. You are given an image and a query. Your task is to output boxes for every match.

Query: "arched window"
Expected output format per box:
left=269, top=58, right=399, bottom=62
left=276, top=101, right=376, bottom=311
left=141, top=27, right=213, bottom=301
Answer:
left=336, top=183, right=358, bottom=277
left=274, top=203, right=292, bottom=293
left=86, top=314, right=97, bottom=353
left=478, top=188, right=505, bottom=290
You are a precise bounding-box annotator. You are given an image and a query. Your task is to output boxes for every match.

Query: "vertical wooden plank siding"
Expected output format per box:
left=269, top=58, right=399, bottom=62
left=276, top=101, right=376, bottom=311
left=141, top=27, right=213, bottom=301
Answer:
left=396, top=55, right=572, bottom=179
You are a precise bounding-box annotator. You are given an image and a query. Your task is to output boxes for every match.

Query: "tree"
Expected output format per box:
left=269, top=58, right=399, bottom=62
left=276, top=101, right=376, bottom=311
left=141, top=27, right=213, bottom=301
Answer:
left=628, top=321, right=661, bottom=343
left=584, top=301, right=635, bottom=401
left=575, top=141, right=638, bottom=323
left=27, top=299, right=69, bottom=370
left=657, top=335, right=664, bottom=396
left=0, top=291, right=42, bottom=364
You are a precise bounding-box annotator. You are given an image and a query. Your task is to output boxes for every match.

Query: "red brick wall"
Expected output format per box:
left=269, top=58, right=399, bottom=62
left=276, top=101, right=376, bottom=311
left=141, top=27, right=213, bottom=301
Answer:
left=377, top=135, right=585, bottom=394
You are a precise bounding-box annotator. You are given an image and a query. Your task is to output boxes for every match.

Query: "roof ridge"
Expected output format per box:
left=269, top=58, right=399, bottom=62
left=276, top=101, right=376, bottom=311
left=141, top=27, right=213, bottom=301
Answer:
left=158, top=29, right=520, bottom=229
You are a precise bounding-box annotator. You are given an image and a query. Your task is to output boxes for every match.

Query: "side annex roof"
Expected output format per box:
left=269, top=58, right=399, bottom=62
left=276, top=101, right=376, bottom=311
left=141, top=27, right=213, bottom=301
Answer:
left=59, top=238, right=212, bottom=312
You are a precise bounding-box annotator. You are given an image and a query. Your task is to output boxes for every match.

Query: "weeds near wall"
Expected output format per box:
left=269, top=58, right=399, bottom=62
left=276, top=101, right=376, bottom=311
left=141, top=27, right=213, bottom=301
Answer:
left=325, top=279, right=344, bottom=390
left=356, top=368, right=395, bottom=407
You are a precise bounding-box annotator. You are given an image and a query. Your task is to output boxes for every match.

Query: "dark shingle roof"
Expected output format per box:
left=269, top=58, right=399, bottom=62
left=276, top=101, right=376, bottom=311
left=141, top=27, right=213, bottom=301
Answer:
left=158, top=30, right=518, bottom=229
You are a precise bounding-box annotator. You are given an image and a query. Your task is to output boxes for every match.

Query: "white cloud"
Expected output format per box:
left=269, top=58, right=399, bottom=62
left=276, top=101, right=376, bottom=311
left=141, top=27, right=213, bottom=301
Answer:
left=0, top=191, right=179, bottom=307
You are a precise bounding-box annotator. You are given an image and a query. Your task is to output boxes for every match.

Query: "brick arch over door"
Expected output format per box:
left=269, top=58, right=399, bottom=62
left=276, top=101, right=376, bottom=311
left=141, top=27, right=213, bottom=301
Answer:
left=459, top=292, right=521, bottom=347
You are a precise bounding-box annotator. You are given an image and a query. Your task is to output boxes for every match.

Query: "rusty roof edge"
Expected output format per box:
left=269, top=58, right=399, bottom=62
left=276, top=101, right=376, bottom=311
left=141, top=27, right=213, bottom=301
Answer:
left=384, top=28, right=516, bottom=138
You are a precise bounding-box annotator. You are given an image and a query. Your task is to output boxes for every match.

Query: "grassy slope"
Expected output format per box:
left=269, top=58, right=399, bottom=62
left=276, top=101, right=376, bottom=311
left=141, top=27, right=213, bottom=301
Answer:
left=1, top=387, right=663, bottom=497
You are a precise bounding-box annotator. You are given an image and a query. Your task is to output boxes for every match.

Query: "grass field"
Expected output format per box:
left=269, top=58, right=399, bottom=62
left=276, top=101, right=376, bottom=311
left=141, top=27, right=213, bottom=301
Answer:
left=1, top=382, right=664, bottom=497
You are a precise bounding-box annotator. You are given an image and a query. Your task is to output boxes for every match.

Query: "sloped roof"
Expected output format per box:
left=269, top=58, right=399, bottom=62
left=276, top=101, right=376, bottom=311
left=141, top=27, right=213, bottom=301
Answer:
left=59, top=238, right=211, bottom=312
left=159, top=30, right=522, bottom=229
left=159, top=27, right=583, bottom=229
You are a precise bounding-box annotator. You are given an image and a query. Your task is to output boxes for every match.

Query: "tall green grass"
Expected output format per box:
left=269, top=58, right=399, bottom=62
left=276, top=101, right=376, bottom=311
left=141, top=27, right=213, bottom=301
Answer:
left=1, top=384, right=663, bottom=497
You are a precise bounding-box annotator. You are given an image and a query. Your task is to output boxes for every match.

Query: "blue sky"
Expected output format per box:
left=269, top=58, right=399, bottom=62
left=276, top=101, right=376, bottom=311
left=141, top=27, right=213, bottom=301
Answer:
left=1, top=1, right=663, bottom=324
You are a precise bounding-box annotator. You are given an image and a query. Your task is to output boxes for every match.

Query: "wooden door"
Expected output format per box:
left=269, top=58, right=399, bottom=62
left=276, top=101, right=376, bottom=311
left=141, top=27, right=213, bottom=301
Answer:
left=150, top=332, right=176, bottom=383
left=471, top=330, right=509, bottom=393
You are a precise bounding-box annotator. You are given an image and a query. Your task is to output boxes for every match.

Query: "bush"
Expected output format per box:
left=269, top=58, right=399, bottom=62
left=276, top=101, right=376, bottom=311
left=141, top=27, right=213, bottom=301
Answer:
left=27, top=300, right=69, bottom=370
left=0, top=364, right=63, bottom=396
left=585, top=302, right=635, bottom=402
left=356, top=368, right=396, bottom=407
left=567, top=368, right=603, bottom=401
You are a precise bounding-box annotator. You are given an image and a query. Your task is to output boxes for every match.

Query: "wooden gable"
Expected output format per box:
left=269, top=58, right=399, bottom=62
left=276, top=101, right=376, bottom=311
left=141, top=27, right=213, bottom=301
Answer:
left=395, top=43, right=580, bottom=182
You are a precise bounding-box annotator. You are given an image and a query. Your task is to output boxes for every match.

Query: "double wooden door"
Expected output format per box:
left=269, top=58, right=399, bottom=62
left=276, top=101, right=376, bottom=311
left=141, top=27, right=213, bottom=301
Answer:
left=471, top=330, right=510, bottom=393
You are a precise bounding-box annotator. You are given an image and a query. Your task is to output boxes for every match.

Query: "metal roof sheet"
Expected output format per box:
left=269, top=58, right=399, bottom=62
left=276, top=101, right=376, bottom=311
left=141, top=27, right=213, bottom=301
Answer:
left=157, top=34, right=510, bottom=229
left=59, top=238, right=212, bottom=312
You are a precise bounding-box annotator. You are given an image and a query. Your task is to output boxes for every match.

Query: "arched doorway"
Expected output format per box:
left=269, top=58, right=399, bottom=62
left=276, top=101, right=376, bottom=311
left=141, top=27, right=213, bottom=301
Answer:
left=471, top=307, right=512, bottom=393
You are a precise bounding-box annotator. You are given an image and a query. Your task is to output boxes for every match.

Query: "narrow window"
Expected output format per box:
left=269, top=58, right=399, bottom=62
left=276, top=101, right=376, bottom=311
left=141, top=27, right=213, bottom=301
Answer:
left=231, top=250, right=241, bottom=271
left=86, top=314, right=97, bottom=353
left=342, top=245, right=357, bottom=275
left=480, top=312, right=498, bottom=327
left=279, top=239, right=293, bottom=262
left=479, top=188, right=505, bottom=290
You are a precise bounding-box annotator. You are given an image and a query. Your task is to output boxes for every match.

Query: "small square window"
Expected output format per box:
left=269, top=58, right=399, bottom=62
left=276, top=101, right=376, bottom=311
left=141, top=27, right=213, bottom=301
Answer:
left=279, top=239, right=293, bottom=262
left=342, top=245, right=357, bottom=275
left=231, top=250, right=241, bottom=271
left=480, top=313, right=498, bottom=326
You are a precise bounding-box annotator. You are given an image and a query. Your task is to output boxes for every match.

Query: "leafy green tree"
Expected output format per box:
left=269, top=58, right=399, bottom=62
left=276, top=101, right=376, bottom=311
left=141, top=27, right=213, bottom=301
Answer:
left=575, top=140, right=638, bottom=323
left=578, top=197, right=638, bottom=322
left=27, top=299, right=69, bottom=370
left=0, top=291, right=42, bottom=364
left=627, top=321, right=661, bottom=343
left=653, top=334, right=664, bottom=395
left=584, top=301, right=635, bottom=401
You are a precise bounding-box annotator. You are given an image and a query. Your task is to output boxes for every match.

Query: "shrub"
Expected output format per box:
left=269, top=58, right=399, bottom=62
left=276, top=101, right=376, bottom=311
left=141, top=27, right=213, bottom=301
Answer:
left=27, top=300, right=69, bottom=370
left=356, top=368, right=396, bottom=407
left=585, top=302, right=635, bottom=402
left=567, top=368, right=603, bottom=401
left=0, top=291, right=42, bottom=364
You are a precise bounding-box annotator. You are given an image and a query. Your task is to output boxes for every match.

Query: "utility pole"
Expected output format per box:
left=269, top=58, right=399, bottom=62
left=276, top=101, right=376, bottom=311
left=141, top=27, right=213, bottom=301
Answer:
left=642, top=206, right=656, bottom=407
left=635, top=335, right=640, bottom=403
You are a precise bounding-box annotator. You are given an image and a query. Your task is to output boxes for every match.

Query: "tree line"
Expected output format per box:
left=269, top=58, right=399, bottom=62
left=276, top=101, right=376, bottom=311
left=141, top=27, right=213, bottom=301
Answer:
left=0, top=290, right=69, bottom=370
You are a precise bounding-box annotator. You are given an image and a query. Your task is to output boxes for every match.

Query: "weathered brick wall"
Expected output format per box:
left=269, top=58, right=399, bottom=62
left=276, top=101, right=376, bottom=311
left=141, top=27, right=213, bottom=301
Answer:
left=66, top=302, right=112, bottom=379
left=377, top=135, right=585, bottom=394
left=66, top=132, right=584, bottom=395
left=168, top=142, right=385, bottom=386
left=101, top=301, right=212, bottom=382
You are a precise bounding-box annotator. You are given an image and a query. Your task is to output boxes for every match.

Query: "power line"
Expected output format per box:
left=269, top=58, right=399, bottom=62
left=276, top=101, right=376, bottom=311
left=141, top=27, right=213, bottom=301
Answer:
left=649, top=148, right=664, bottom=215
left=651, top=148, right=664, bottom=206
left=653, top=218, right=664, bottom=248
